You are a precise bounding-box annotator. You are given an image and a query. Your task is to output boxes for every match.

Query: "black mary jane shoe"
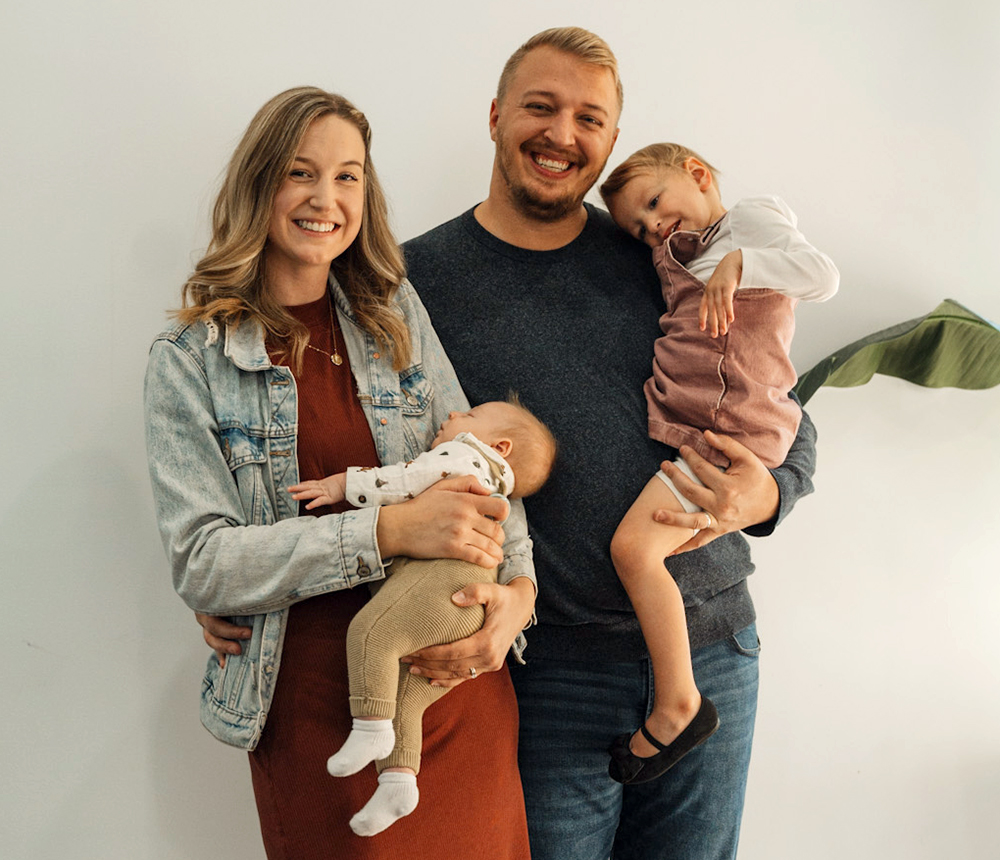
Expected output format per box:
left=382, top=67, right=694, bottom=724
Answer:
left=608, top=697, right=720, bottom=785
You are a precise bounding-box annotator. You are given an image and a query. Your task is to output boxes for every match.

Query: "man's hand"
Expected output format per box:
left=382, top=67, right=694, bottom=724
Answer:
left=195, top=613, right=251, bottom=668
left=401, top=577, right=535, bottom=688
left=699, top=250, right=742, bottom=337
left=654, top=430, right=779, bottom=554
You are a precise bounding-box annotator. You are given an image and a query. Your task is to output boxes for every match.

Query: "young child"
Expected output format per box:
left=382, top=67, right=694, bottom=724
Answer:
left=598, top=143, right=838, bottom=785
left=288, top=397, right=556, bottom=836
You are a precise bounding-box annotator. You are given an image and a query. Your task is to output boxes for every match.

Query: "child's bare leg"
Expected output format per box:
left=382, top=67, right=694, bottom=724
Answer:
left=610, top=475, right=703, bottom=757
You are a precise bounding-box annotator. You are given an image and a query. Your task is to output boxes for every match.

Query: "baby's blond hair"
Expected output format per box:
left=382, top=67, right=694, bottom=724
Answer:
left=599, top=142, right=721, bottom=206
left=496, top=394, right=557, bottom=499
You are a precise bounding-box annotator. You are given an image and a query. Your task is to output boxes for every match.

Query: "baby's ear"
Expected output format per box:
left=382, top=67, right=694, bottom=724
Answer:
left=493, top=438, right=513, bottom=458
left=684, top=157, right=713, bottom=191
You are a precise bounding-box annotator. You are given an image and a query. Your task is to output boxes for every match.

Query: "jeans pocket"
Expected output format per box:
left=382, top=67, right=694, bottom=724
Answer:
left=728, top=622, right=761, bottom=658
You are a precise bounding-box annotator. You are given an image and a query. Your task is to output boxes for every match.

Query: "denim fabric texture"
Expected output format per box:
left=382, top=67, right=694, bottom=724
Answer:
left=144, top=275, right=534, bottom=750
left=511, top=622, right=760, bottom=860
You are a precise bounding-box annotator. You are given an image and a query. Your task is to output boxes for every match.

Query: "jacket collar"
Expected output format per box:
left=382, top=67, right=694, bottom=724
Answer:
left=222, top=273, right=354, bottom=371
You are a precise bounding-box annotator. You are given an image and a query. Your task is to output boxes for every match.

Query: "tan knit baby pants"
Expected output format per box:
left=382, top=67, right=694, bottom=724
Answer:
left=346, top=556, right=497, bottom=773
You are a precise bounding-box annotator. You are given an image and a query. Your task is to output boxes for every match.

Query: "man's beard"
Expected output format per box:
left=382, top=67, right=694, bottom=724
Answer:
left=495, top=136, right=595, bottom=222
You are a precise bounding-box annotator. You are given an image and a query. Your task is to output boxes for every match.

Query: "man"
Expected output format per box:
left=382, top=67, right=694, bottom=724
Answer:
left=402, top=27, right=816, bottom=860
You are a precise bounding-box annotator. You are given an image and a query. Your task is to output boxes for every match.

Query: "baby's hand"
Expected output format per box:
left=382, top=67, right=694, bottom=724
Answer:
left=288, top=474, right=346, bottom=509
left=699, top=250, right=742, bottom=337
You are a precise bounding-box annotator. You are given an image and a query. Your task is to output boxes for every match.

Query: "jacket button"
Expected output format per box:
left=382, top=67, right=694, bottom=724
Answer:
left=405, top=394, right=417, bottom=405
left=358, top=495, right=367, bottom=503
left=380, top=418, right=388, bottom=425
left=372, top=352, right=381, bottom=360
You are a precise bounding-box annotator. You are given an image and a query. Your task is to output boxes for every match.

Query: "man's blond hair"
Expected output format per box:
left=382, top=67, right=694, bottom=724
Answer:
left=497, top=27, right=623, bottom=116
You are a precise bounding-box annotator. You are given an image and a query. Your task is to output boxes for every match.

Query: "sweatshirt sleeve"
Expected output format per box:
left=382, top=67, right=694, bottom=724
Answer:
left=734, top=196, right=839, bottom=302
left=744, top=393, right=817, bottom=537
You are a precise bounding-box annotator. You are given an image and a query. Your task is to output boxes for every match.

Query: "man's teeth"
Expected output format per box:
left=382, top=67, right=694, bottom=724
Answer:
left=296, top=220, right=338, bottom=233
left=533, top=154, right=571, bottom=172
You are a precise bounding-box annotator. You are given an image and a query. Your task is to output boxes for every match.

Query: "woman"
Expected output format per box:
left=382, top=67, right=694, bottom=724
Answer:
left=144, top=87, right=534, bottom=858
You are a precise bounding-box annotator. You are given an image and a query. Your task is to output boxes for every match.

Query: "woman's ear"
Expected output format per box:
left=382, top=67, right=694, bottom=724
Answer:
left=493, top=438, right=513, bottom=458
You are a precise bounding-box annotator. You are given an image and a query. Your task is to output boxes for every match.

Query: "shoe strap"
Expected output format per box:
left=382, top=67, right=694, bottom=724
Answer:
left=639, top=724, right=669, bottom=752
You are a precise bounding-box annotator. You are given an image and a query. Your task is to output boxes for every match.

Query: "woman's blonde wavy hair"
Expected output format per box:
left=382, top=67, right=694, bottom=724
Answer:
left=176, top=86, right=411, bottom=371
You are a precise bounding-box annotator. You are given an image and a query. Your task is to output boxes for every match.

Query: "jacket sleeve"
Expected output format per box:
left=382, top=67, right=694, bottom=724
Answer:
left=144, top=334, right=385, bottom=616
left=734, top=197, right=840, bottom=303
left=396, top=280, right=536, bottom=591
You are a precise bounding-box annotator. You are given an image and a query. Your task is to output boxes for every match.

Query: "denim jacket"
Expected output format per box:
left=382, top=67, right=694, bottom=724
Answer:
left=144, top=276, right=534, bottom=750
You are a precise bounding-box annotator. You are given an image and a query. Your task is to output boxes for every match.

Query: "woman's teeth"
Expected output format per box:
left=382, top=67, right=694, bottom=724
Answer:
left=295, top=220, right=338, bottom=232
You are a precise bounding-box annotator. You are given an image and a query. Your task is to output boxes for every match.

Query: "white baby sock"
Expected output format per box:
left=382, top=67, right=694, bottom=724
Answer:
left=326, top=718, right=395, bottom=777
left=349, top=771, right=419, bottom=837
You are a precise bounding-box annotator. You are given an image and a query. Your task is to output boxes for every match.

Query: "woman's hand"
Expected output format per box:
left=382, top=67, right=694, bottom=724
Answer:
left=654, top=429, right=779, bottom=554
left=401, top=576, right=535, bottom=688
left=195, top=612, right=252, bottom=668
left=376, top=475, right=509, bottom=568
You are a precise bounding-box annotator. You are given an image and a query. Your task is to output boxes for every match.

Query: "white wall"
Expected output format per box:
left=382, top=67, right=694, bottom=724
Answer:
left=2, top=1, right=997, bottom=857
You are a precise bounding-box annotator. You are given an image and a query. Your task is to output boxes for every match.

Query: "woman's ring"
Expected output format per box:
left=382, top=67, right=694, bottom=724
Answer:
left=703, top=513, right=713, bottom=530
left=469, top=667, right=478, bottom=679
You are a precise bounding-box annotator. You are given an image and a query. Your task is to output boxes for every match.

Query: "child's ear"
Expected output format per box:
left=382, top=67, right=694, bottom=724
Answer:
left=493, top=438, right=513, bottom=458
left=683, top=157, right=713, bottom=191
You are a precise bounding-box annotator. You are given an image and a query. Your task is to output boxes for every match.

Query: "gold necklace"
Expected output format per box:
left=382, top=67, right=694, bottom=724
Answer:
left=305, top=296, right=343, bottom=366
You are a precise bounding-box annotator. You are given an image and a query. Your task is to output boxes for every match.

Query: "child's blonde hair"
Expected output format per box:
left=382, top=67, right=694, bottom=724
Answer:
left=498, top=394, right=558, bottom=499
left=599, top=142, right=721, bottom=206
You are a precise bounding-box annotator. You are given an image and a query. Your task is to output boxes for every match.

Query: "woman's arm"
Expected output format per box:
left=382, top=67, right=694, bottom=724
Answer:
left=189, top=280, right=536, bottom=657
left=145, top=334, right=386, bottom=617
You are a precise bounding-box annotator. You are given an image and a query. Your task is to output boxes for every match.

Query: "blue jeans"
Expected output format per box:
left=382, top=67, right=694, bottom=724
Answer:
left=510, top=623, right=760, bottom=860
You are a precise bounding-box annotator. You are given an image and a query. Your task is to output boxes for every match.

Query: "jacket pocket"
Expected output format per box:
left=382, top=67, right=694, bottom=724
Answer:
left=398, top=365, right=436, bottom=458
left=219, top=425, right=267, bottom=524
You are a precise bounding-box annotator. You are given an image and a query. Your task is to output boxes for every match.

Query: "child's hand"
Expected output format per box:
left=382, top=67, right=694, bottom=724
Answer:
left=699, top=250, right=742, bottom=337
left=288, top=474, right=347, bottom=509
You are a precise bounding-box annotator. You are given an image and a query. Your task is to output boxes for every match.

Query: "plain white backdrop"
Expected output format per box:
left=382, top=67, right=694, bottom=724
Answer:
left=2, top=1, right=998, bottom=858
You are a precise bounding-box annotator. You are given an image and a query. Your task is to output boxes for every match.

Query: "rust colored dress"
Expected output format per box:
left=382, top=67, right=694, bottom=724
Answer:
left=248, top=296, right=530, bottom=860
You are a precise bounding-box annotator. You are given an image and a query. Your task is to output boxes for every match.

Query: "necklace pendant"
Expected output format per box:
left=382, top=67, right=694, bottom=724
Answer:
left=331, top=353, right=343, bottom=366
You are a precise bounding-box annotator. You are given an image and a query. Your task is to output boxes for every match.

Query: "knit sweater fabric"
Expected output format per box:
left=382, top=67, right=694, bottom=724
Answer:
left=404, top=204, right=818, bottom=660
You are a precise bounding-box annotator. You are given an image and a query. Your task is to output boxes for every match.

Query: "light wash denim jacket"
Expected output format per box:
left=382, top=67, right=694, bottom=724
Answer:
left=144, top=276, right=534, bottom=750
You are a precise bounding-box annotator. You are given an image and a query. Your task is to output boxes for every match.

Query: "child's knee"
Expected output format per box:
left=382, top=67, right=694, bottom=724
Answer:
left=610, top=522, right=655, bottom=584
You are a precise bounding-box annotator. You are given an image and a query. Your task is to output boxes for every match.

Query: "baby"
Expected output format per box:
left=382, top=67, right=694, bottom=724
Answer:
left=599, top=143, right=838, bottom=785
left=288, top=397, right=556, bottom=836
